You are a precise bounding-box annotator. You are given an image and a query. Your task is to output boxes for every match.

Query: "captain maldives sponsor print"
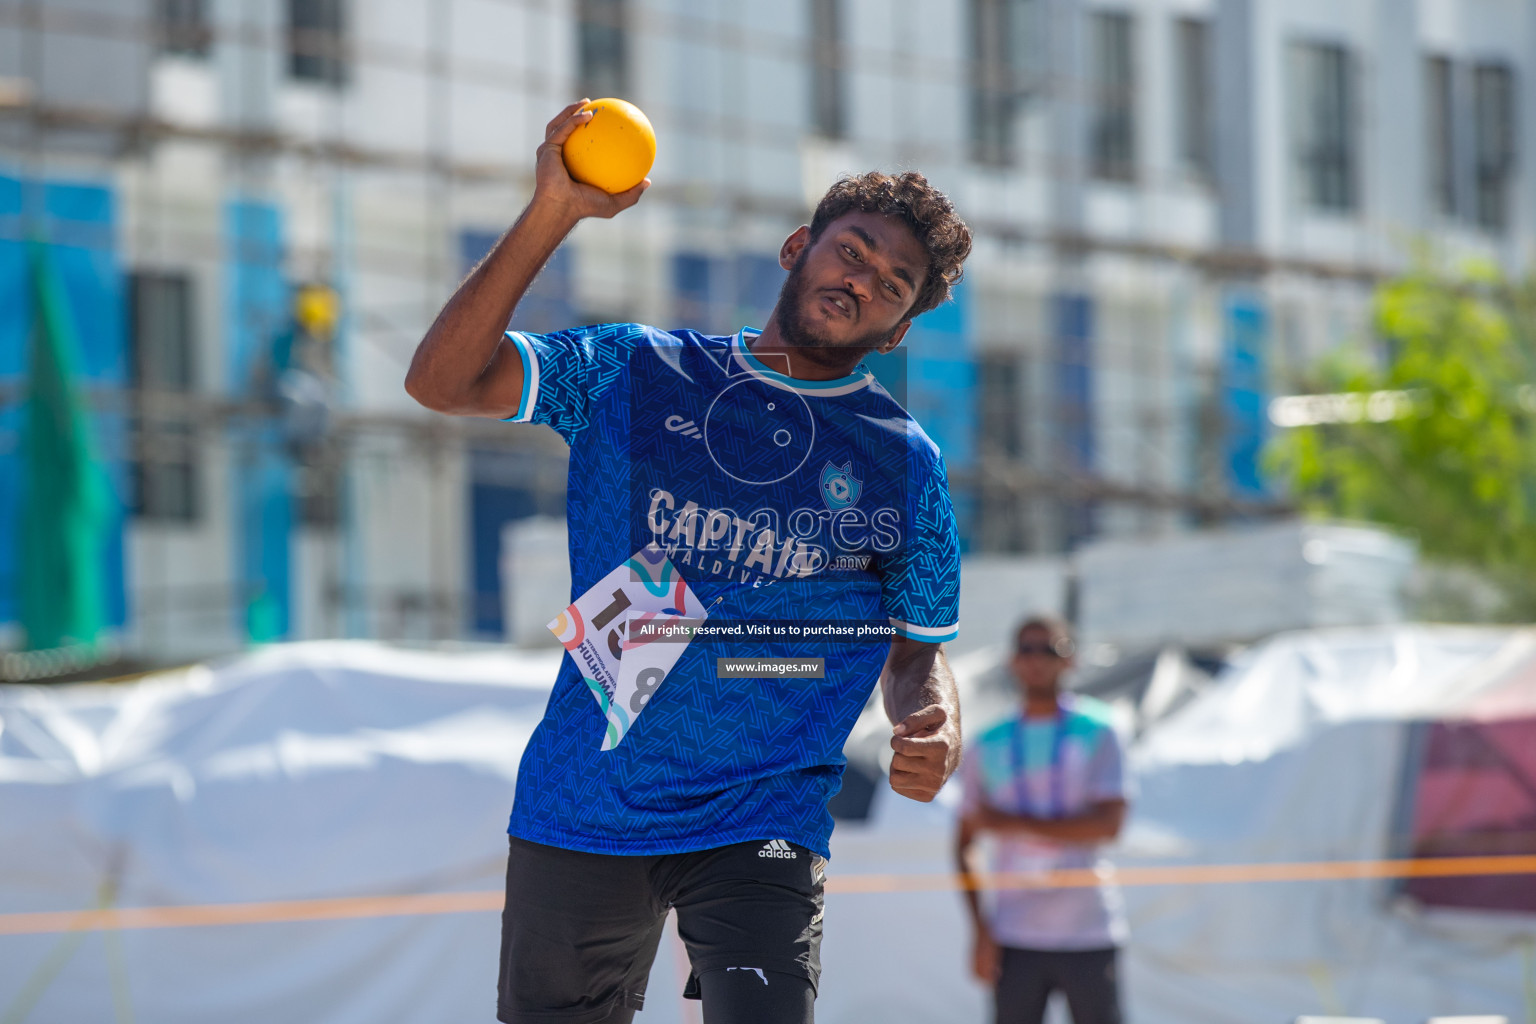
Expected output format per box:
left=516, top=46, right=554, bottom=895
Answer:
left=646, top=460, right=895, bottom=583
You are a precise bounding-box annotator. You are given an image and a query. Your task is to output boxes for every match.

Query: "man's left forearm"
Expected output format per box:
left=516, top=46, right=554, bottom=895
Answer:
left=881, top=637, right=957, bottom=726
left=882, top=638, right=961, bottom=801
left=980, top=800, right=1127, bottom=843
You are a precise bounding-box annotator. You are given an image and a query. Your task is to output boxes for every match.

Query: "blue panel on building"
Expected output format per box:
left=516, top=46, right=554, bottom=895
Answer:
left=1052, top=292, right=1095, bottom=471
left=226, top=199, right=292, bottom=640
left=227, top=202, right=288, bottom=392
left=0, top=177, right=26, bottom=630
left=885, top=285, right=976, bottom=549
left=1222, top=290, right=1269, bottom=499
left=672, top=251, right=785, bottom=337
left=672, top=252, right=716, bottom=333
left=734, top=253, right=784, bottom=330
left=901, top=285, right=976, bottom=466
left=1052, top=291, right=1096, bottom=545
left=459, top=230, right=497, bottom=277
left=0, top=172, right=128, bottom=632
left=469, top=474, right=540, bottom=637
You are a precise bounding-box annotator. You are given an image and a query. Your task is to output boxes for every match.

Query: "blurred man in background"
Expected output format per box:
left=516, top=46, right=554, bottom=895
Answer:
left=955, top=616, right=1130, bottom=1024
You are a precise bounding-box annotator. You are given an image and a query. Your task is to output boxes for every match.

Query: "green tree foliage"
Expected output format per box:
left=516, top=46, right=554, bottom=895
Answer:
left=1269, top=261, right=1536, bottom=618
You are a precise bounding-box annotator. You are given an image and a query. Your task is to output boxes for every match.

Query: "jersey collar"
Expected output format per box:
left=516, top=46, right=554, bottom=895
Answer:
left=731, top=328, right=874, bottom=397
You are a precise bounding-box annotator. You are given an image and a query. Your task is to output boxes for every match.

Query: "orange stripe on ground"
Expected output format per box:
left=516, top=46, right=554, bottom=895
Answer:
left=0, top=891, right=502, bottom=937
left=1, top=855, right=1532, bottom=936
left=835, top=854, right=1536, bottom=894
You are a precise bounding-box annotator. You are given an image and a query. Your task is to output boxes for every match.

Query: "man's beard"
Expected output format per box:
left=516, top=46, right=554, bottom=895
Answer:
left=770, top=253, right=902, bottom=370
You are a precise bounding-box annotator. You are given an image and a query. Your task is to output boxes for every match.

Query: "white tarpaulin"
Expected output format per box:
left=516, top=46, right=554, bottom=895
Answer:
left=1117, top=625, right=1536, bottom=1024
left=4, top=629, right=1536, bottom=1023
left=0, top=643, right=556, bottom=1024
left=0, top=641, right=971, bottom=1024
left=827, top=626, right=1536, bottom=1024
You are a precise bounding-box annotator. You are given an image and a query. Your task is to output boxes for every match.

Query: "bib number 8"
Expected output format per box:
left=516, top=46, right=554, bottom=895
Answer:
left=630, top=667, right=664, bottom=713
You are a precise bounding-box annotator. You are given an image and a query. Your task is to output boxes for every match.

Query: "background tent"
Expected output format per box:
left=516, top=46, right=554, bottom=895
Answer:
left=0, top=643, right=553, bottom=1023
left=3, top=630, right=1534, bottom=1023
left=1118, top=625, right=1536, bottom=1024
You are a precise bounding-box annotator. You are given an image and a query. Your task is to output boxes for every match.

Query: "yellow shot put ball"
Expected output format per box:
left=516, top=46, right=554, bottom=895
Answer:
left=562, top=98, right=656, bottom=194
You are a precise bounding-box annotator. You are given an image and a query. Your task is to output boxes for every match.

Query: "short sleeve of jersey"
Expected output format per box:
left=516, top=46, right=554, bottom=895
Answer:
left=1086, top=725, right=1129, bottom=803
left=502, top=323, right=649, bottom=444
left=959, top=745, right=984, bottom=815
left=880, top=447, right=960, bottom=643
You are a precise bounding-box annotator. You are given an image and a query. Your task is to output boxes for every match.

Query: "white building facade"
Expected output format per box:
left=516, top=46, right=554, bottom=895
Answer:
left=0, top=0, right=1532, bottom=661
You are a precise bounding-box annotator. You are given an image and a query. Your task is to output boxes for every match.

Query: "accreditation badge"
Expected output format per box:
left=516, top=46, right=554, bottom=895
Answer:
left=547, top=544, right=709, bottom=750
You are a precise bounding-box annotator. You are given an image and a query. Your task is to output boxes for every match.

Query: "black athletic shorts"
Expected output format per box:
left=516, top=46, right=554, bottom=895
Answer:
left=497, top=836, right=825, bottom=1024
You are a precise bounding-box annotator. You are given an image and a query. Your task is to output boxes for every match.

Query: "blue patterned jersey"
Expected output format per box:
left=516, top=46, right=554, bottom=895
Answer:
left=503, top=323, right=961, bottom=858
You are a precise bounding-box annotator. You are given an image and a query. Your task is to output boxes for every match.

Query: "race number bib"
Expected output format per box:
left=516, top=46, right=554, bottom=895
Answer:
left=548, top=545, right=708, bottom=750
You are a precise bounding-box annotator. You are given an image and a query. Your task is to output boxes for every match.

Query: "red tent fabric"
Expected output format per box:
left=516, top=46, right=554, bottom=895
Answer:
left=1403, top=652, right=1536, bottom=913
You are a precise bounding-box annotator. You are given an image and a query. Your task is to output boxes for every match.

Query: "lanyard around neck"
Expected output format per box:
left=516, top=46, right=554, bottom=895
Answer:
left=1010, top=702, right=1068, bottom=820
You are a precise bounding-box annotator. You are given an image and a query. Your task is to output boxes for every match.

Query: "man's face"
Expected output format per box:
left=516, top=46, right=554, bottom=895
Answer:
left=772, top=211, right=929, bottom=368
left=1010, top=627, right=1072, bottom=698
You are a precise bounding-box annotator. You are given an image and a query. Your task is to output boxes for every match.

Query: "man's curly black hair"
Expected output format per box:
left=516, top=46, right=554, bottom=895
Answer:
left=807, top=171, right=973, bottom=320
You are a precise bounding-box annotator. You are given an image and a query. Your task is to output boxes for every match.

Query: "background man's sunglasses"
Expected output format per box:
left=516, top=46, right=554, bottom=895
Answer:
left=1015, top=644, right=1064, bottom=658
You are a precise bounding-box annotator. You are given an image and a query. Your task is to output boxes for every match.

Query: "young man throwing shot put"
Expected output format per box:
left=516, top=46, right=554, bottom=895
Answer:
left=406, top=101, right=973, bottom=1024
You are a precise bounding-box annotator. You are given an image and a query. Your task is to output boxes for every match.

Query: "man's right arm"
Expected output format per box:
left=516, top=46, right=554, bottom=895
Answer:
left=404, top=100, right=649, bottom=418
left=955, top=812, right=1000, bottom=983
left=955, top=813, right=985, bottom=929
left=954, top=756, right=1001, bottom=984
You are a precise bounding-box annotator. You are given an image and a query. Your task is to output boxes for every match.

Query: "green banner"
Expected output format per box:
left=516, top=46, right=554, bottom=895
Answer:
left=17, top=242, right=110, bottom=652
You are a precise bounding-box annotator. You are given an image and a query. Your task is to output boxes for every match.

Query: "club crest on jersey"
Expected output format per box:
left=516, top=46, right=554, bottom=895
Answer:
left=819, top=461, right=861, bottom=510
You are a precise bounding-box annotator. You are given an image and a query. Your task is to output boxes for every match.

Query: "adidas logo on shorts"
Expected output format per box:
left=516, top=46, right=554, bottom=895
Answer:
left=757, top=839, right=798, bottom=860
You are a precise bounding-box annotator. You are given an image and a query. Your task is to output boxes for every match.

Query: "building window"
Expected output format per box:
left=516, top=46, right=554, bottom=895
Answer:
left=578, top=0, right=628, bottom=100
left=809, top=0, right=845, bottom=139
left=295, top=446, right=342, bottom=528
left=129, top=272, right=199, bottom=523
left=1174, top=17, right=1211, bottom=179
left=1090, top=12, right=1137, bottom=182
left=1425, top=55, right=1456, bottom=217
left=1289, top=41, right=1355, bottom=212
left=673, top=253, right=719, bottom=333
left=1473, top=62, right=1516, bottom=232
left=158, top=0, right=211, bottom=58
left=288, top=0, right=347, bottom=86
left=976, top=352, right=1029, bottom=552
left=978, top=353, right=1025, bottom=460
left=968, top=0, right=1038, bottom=167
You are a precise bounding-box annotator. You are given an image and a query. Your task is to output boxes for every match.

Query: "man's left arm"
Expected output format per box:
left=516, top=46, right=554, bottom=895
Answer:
left=881, top=637, right=961, bottom=802
left=967, top=799, right=1127, bottom=843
